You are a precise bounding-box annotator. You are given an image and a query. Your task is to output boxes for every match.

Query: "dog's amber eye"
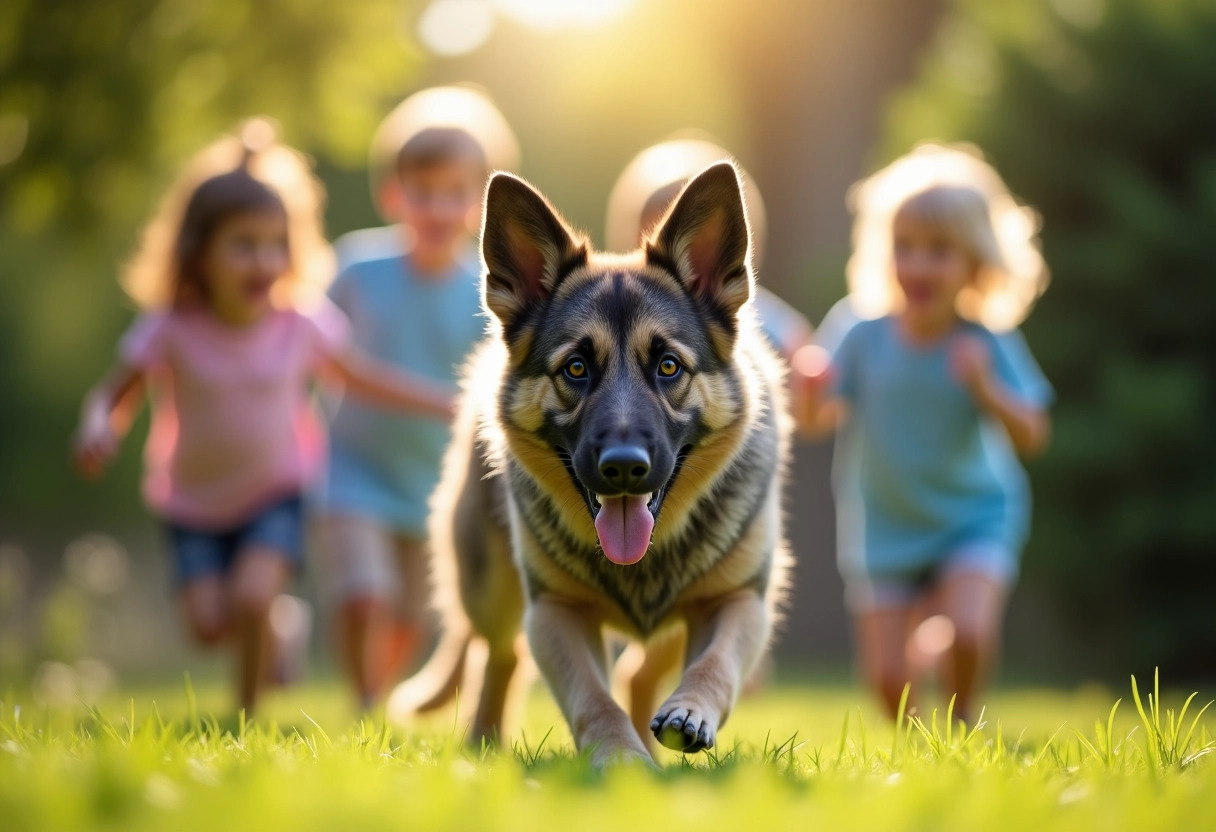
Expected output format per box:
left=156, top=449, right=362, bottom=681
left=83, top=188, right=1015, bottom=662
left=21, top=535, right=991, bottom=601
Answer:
left=658, top=356, right=682, bottom=378
left=564, top=358, right=588, bottom=380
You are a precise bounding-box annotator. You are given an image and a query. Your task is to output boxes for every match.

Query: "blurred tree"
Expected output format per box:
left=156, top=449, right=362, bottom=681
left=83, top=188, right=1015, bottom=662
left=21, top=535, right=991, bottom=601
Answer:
left=0, top=0, right=424, bottom=527
left=881, top=0, right=1216, bottom=679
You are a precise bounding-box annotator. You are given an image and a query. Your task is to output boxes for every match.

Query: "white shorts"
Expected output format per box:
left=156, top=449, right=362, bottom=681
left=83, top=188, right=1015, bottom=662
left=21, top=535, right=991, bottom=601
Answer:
left=313, top=513, right=432, bottom=610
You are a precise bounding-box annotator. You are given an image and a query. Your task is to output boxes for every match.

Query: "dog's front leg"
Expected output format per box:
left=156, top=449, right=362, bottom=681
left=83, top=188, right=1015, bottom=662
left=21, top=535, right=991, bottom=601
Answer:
left=525, top=596, right=654, bottom=767
left=651, top=588, right=769, bottom=753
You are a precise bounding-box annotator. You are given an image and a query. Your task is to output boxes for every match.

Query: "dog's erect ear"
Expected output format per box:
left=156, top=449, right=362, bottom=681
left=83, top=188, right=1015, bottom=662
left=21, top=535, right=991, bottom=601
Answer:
left=481, top=172, right=588, bottom=330
left=644, top=161, right=754, bottom=318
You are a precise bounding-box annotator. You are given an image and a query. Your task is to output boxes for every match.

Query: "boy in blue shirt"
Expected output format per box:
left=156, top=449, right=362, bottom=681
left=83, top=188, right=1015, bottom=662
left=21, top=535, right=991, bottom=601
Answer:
left=317, top=87, right=519, bottom=708
left=604, top=137, right=817, bottom=424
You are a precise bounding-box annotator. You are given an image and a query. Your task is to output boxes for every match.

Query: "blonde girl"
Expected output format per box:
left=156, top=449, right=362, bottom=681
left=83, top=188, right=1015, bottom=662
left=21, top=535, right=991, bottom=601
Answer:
left=74, top=120, right=455, bottom=712
left=795, top=143, right=1052, bottom=722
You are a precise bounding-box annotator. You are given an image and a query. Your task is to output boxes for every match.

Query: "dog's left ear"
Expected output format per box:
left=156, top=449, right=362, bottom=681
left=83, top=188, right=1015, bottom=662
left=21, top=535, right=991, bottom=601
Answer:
left=481, top=172, right=588, bottom=332
left=645, top=161, right=754, bottom=318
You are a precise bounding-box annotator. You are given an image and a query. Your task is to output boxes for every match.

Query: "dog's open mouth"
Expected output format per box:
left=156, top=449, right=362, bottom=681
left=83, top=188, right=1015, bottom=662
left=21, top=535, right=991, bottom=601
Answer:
left=556, top=447, right=689, bottom=566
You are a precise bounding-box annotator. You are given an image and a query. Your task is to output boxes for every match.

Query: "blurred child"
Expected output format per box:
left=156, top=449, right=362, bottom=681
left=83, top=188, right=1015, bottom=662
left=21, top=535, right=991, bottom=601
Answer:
left=605, top=137, right=815, bottom=375
left=73, top=120, right=455, bottom=713
left=317, top=87, right=519, bottom=709
left=793, top=144, right=1053, bottom=723
left=602, top=137, right=810, bottom=723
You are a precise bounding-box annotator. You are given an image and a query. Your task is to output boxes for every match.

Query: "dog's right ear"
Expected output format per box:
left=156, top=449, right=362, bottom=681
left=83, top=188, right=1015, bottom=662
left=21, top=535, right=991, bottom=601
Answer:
left=645, top=162, right=753, bottom=320
left=481, top=173, right=588, bottom=332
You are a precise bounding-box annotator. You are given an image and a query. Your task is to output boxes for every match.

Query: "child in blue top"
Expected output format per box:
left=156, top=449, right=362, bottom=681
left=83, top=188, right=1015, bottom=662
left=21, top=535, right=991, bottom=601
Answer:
left=795, top=144, right=1052, bottom=723
left=601, top=136, right=815, bottom=717
left=317, top=87, right=519, bottom=708
left=605, top=137, right=817, bottom=420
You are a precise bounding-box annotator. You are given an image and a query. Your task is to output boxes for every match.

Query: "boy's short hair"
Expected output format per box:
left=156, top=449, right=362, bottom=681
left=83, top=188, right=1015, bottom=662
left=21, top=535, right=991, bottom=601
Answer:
left=396, top=126, right=487, bottom=177
left=369, top=86, right=519, bottom=203
left=605, top=135, right=767, bottom=265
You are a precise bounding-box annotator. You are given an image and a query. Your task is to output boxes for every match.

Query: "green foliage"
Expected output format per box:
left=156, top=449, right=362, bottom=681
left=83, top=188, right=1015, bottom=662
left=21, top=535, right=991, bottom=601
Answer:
left=0, top=0, right=424, bottom=526
left=881, top=0, right=1216, bottom=678
left=1, top=678, right=1213, bottom=831
left=1, top=0, right=423, bottom=234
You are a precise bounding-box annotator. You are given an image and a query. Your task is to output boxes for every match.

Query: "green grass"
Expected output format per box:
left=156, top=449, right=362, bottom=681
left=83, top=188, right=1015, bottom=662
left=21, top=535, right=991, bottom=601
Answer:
left=1, top=671, right=1213, bottom=832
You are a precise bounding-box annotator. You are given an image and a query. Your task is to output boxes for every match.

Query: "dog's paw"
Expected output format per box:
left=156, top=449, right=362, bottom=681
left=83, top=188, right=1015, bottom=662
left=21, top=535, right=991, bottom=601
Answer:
left=650, top=702, right=716, bottom=753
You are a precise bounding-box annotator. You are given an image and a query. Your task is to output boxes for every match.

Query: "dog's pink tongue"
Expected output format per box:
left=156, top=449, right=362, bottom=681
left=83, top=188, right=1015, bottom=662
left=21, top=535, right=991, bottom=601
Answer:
left=594, top=495, right=654, bottom=565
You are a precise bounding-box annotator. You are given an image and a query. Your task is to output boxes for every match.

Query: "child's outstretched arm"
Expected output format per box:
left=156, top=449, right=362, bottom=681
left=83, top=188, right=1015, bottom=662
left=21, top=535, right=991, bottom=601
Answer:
left=789, top=344, right=849, bottom=440
left=951, top=336, right=1051, bottom=457
left=321, top=350, right=457, bottom=421
left=74, top=364, right=145, bottom=478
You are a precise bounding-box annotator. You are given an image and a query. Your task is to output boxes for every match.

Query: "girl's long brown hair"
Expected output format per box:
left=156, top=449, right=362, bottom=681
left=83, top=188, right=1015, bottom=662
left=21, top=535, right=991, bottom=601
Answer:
left=121, top=119, right=334, bottom=311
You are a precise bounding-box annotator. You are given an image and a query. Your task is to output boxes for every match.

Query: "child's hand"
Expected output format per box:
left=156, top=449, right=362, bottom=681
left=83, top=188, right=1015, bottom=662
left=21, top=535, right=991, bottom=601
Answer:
left=73, top=410, right=118, bottom=479
left=790, top=344, right=834, bottom=392
left=950, top=334, right=992, bottom=395
left=788, top=344, right=835, bottom=433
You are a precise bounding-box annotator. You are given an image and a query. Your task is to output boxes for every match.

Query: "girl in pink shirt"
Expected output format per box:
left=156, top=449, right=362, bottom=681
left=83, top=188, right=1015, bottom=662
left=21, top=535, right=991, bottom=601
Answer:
left=73, top=121, right=455, bottom=713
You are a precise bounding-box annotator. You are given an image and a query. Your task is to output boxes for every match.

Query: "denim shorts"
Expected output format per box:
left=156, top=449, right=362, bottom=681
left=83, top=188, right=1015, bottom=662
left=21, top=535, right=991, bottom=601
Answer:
left=844, top=542, right=1017, bottom=612
left=166, top=494, right=305, bottom=586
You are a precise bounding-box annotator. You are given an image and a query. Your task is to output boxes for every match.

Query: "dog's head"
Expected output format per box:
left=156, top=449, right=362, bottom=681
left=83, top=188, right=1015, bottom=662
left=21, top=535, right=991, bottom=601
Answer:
left=481, top=162, right=755, bottom=565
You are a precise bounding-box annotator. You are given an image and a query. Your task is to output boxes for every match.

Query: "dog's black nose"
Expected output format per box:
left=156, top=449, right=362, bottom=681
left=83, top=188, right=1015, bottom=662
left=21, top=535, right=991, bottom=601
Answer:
left=598, top=445, right=651, bottom=492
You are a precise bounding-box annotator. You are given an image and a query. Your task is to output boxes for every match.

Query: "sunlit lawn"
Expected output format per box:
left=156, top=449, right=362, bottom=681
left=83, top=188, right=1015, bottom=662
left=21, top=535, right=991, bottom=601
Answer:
left=2, top=670, right=1213, bottom=831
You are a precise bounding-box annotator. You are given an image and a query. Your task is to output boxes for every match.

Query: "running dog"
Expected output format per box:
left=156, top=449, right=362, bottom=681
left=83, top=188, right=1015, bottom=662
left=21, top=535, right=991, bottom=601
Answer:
left=389, top=162, right=791, bottom=765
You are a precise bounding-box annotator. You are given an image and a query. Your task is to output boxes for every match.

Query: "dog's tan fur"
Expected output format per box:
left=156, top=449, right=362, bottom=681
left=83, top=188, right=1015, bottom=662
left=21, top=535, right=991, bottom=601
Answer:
left=389, top=163, right=791, bottom=765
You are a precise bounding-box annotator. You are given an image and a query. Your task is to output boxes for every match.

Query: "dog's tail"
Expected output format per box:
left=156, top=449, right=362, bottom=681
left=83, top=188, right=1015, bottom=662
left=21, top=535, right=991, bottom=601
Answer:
left=386, top=620, right=472, bottom=720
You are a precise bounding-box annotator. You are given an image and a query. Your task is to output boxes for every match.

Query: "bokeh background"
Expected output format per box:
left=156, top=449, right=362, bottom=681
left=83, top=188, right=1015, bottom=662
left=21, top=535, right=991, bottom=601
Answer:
left=2, top=0, right=1213, bottom=698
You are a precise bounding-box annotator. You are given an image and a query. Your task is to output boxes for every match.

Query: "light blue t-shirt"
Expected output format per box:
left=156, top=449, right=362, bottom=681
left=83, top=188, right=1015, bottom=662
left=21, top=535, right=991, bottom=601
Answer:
left=826, top=315, right=1052, bottom=580
left=323, top=231, right=485, bottom=536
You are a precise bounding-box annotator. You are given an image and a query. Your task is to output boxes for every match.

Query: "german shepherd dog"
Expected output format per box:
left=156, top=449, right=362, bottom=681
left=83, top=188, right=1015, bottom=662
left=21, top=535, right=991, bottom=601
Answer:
left=389, top=162, right=791, bottom=765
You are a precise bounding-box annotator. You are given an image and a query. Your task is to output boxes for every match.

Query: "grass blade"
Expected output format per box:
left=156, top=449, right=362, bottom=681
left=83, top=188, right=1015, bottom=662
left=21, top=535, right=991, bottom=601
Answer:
left=891, top=683, right=910, bottom=763
left=1130, top=674, right=1159, bottom=770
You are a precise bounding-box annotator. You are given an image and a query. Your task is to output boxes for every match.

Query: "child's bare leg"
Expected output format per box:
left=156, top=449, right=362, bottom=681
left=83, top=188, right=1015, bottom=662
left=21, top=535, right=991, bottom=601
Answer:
left=335, top=537, right=435, bottom=708
left=319, top=515, right=407, bottom=708
left=853, top=603, right=918, bottom=718
left=387, top=537, right=438, bottom=677
left=936, top=571, right=1007, bottom=723
left=336, top=595, right=393, bottom=706
left=229, top=547, right=291, bottom=712
left=373, top=619, right=423, bottom=694
left=905, top=591, right=950, bottom=693
left=181, top=575, right=228, bottom=647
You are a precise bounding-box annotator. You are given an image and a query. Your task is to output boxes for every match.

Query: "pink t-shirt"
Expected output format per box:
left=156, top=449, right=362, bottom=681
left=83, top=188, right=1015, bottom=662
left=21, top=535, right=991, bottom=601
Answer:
left=119, top=303, right=350, bottom=530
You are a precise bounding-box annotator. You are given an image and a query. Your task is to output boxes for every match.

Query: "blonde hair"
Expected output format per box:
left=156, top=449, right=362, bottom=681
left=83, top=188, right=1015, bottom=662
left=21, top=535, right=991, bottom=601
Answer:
left=605, top=136, right=767, bottom=264
left=847, top=143, right=1048, bottom=331
left=122, top=118, right=334, bottom=311
left=369, top=85, right=519, bottom=206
